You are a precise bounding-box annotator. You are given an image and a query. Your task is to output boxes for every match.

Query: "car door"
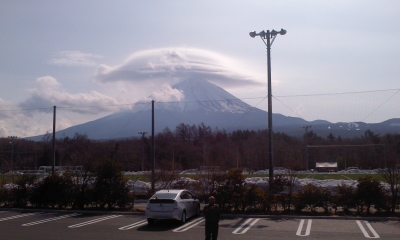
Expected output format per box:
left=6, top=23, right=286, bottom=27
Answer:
left=185, top=191, right=196, bottom=217
left=179, top=191, right=189, bottom=216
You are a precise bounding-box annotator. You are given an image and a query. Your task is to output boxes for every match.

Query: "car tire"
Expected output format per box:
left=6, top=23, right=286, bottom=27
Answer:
left=147, top=218, right=154, bottom=225
left=181, top=211, right=186, bottom=224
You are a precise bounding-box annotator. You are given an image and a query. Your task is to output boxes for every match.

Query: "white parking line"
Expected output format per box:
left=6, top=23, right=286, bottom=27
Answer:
left=119, top=219, right=148, bottom=230
left=0, top=211, right=9, bottom=214
left=0, top=212, right=43, bottom=222
left=173, top=217, right=205, bottom=232
left=232, top=218, right=260, bottom=234
left=68, top=215, right=122, bottom=228
left=296, top=219, right=312, bottom=236
left=22, top=213, right=81, bottom=226
left=356, top=220, right=380, bottom=238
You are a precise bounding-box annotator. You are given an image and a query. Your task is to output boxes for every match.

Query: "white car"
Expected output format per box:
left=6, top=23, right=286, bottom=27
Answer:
left=145, top=189, right=200, bottom=225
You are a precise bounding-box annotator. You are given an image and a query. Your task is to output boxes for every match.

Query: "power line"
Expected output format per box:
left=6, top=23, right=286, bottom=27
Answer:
left=0, top=88, right=399, bottom=112
left=360, top=89, right=400, bottom=122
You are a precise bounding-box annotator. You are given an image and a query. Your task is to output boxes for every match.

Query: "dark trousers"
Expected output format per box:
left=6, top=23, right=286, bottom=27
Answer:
left=205, top=222, right=219, bottom=240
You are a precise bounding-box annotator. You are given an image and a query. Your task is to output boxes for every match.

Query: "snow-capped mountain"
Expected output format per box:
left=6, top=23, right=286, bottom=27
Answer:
left=28, top=78, right=400, bottom=140
left=128, top=78, right=252, bottom=114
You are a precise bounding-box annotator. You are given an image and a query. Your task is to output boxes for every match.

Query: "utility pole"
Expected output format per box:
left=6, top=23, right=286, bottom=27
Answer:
left=151, top=100, right=155, bottom=194
left=138, top=131, right=147, bottom=171
left=8, top=136, right=17, bottom=182
left=301, top=126, right=311, bottom=171
left=52, top=106, right=56, bottom=176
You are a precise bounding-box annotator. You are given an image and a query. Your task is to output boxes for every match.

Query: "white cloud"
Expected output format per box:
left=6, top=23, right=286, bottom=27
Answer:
left=50, top=50, right=103, bottom=67
left=94, top=48, right=263, bottom=89
left=148, top=84, right=185, bottom=102
left=18, top=76, right=129, bottom=114
left=36, top=75, right=61, bottom=88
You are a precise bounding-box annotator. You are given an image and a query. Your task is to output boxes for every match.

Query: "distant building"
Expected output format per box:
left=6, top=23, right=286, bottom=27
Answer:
left=315, top=162, right=338, bottom=172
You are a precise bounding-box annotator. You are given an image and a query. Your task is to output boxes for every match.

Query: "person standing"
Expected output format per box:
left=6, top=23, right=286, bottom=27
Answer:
left=204, top=196, right=220, bottom=240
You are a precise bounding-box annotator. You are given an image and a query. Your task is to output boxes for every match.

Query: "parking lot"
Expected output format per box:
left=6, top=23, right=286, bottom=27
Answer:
left=0, top=210, right=399, bottom=239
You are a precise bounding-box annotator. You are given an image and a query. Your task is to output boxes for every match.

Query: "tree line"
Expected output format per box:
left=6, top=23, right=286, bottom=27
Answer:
left=0, top=167, right=398, bottom=215
left=1, top=123, right=399, bottom=173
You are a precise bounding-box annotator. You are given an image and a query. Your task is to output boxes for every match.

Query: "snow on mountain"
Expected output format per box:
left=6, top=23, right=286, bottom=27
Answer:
left=27, top=78, right=399, bottom=141
left=133, top=78, right=252, bottom=114
left=170, top=78, right=252, bottom=113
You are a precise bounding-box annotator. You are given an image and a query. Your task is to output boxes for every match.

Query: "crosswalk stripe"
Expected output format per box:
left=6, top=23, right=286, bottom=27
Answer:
left=68, top=215, right=121, bottom=228
left=356, top=220, right=380, bottom=238
left=173, top=217, right=205, bottom=232
left=22, top=213, right=81, bottom=226
left=119, top=219, right=148, bottom=230
left=232, top=218, right=260, bottom=234
left=296, top=219, right=312, bottom=236
left=0, top=212, right=43, bottom=222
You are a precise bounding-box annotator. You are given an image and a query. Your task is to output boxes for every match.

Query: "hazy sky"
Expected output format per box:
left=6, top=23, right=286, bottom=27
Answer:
left=1, top=0, right=399, bottom=137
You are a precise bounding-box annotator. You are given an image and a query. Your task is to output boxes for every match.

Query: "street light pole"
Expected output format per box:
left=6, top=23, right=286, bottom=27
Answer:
left=249, top=28, right=286, bottom=188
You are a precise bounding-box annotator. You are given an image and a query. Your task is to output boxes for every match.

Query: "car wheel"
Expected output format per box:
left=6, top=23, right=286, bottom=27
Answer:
left=196, top=205, right=200, bottom=216
left=147, top=218, right=154, bottom=225
left=181, top=211, right=186, bottom=224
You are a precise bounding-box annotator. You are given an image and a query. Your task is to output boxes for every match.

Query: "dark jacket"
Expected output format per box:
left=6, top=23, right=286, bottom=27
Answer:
left=204, top=204, right=220, bottom=224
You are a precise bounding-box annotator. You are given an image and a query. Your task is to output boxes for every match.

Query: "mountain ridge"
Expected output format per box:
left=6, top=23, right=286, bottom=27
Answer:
left=27, top=78, right=400, bottom=140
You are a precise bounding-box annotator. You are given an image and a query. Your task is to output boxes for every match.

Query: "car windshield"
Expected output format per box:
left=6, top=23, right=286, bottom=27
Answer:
left=151, top=193, right=178, bottom=199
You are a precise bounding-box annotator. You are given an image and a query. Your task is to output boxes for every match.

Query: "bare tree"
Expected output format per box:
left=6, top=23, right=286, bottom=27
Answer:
left=382, top=158, right=400, bottom=213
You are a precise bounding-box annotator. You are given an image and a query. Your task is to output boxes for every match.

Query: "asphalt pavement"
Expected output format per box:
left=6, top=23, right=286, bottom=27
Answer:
left=0, top=209, right=399, bottom=240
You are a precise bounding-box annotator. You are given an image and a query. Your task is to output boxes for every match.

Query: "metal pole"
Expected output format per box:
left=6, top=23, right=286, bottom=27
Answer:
left=249, top=28, right=286, bottom=191
left=8, top=136, right=17, bottom=182
left=301, top=126, right=311, bottom=170
left=151, top=100, right=155, bottom=194
left=52, top=106, right=56, bottom=176
left=266, top=30, right=274, bottom=186
left=138, top=132, right=147, bottom=171
left=11, top=142, right=14, bottom=182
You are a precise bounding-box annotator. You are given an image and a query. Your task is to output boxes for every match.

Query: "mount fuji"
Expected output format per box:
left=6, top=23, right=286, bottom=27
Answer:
left=40, top=78, right=308, bottom=140
left=31, top=78, right=400, bottom=140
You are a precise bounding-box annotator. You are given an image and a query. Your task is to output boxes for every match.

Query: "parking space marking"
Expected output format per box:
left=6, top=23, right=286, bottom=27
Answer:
left=173, top=217, right=205, bottom=232
left=22, top=213, right=81, bottom=226
left=0, top=211, right=9, bottom=214
left=119, top=219, right=148, bottom=230
left=232, top=218, right=260, bottom=234
left=356, top=220, right=380, bottom=238
left=0, top=212, right=43, bottom=222
left=68, top=215, right=122, bottom=228
left=296, top=219, right=312, bottom=236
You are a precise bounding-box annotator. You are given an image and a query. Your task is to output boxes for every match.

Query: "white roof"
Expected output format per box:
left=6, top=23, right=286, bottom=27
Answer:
left=316, top=162, right=338, bottom=168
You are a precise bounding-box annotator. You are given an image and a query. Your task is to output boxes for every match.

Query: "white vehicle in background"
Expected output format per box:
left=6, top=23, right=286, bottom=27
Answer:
left=145, top=189, right=200, bottom=225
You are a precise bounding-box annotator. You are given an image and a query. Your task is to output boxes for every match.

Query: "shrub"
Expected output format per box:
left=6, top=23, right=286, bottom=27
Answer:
left=9, top=175, right=37, bottom=207
left=295, top=183, right=328, bottom=213
left=335, top=183, right=356, bottom=214
left=30, top=174, right=73, bottom=208
left=356, top=176, right=386, bottom=214
left=93, top=157, right=129, bottom=209
left=215, top=169, right=246, bottom=212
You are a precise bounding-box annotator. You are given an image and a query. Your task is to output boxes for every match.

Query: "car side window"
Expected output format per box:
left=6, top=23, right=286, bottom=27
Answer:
left=186, top=192, right=193, bottom=199
left=180, top=192, right=187, bottom=199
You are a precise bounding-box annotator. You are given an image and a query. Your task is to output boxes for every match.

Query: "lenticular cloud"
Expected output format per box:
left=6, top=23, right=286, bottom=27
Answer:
left=94, top=48, right=262, bottom=88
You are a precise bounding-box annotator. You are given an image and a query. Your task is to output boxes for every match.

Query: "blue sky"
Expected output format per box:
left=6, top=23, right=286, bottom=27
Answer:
left=1, top=0, right=399, bottom=137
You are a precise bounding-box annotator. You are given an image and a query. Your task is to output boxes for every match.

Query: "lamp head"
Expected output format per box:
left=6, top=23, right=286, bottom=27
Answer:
left=259, top=31, right=266, bottom=38
left=271, top=29, right=278, bottom=36
left=249, top=31, right=256, bottom=38
left=280, top=28, right=287, bottom=35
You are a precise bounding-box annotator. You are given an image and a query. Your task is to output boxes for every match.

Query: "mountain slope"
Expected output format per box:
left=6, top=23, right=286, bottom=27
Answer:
left=27, top=79, right=400, bottom=140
